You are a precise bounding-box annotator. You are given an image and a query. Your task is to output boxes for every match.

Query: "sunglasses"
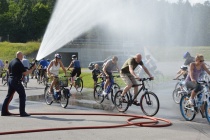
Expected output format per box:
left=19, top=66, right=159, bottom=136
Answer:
left=200, top=60, right=204, bottom=62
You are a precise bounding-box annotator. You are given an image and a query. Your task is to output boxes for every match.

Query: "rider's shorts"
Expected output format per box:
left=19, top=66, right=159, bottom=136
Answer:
left=185, top=81, right=203, bottom=93
left=71, top=68, right=81, bottom=77
left=120, top=72, right=138, bottom=86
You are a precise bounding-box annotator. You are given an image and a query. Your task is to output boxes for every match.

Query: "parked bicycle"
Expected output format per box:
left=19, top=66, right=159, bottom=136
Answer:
left=1, top=69, right=8, bottom=86
left=44, top=76, right=71, bottom=108
left=114, top=78, right=159, bottom=116
left=93, top=75, right=120, bottom=104
left=180, top=80, right=210, bottom=123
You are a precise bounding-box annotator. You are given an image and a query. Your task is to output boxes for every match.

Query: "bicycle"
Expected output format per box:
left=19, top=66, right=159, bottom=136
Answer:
left=1, top=69, right=8, bottom=86
left=180, top=80, right=210, bottom=123
left=44, top=76, right=71, bottom=108
left=114, top=78, right=159, bottom=116
left=68, top=73, right=83, bottom=93
left=172, top=78, right=190, bottom=104
left=93, top=75, right=120, bottom=104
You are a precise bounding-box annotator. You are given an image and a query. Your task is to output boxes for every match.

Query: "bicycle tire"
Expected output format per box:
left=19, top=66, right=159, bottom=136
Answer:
left=140, top=91, right=159, bottom=116
left=110, top=83, right=120, bottom=104
left=172, top=83, right=182, bottom=104
left=180, top=95, right=196, bottom=121
left=114, top=90, right=129, bottom=112
left=44, top=86, right=53, bottom=105
left=93, top=84, right=104, bottom=103
left=60, top=90, right=69, bottom=108
left=76, top=78, right=83, bottom=92
left=205, top=101, right=210, bottom=123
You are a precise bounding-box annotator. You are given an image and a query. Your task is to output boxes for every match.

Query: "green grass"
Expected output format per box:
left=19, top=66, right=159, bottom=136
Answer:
left=58, top=69, right=125, bottom=88
left=0, top=41, right=40, bottom=62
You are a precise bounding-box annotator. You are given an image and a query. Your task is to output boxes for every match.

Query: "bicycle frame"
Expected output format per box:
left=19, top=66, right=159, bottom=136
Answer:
left=98, top=75, right=118, bottom=94
left=127, top=79, right=148, bottom=106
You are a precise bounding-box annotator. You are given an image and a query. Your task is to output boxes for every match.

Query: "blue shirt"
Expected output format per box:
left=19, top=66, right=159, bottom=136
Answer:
left=0, top=60, right=4, bottom=68
left=73, top=60, right=80, bottom=68
left=22, top=58, right=30, bottom=69
left=39, top=60, right=49, bottom=69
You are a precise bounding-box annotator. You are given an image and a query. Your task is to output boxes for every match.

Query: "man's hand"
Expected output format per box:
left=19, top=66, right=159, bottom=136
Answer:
left=150, top=77, right=154, bottom=80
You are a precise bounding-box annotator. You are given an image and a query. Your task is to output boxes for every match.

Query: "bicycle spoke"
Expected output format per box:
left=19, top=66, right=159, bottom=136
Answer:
left=140, top=91, right=159, bottom=116
left=114, top=90, right=129, bottom=112
left=180, top=95, right=196, bottom=121
left=44, top=86, right=53, bottom=105
left=93, top=85, right=104, bottom=103
left=60, top=91, right=69, bottom=108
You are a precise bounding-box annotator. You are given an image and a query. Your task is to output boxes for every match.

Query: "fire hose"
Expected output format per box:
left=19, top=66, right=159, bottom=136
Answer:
left=0, top=112, right=172, bottom=135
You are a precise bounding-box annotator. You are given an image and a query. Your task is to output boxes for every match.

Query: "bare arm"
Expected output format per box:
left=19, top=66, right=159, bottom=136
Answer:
left=23, top=65, right=36, bottom=76
left=189, top=63, right=195, bottom=82
left=142, top=65, right=153, bottom=78
left=47, top=61, right=53, bottom=75
left=59, top=61, right=67, bottom=75
left=67, top=61, right=73, bottom=70
left=203, top=63, right=210, bottom=75
left=129, top=65, right=139, bottom=78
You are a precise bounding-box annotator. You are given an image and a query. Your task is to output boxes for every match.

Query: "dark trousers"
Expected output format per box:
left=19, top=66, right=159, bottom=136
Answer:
left=1, top=77, right=26, bottom=114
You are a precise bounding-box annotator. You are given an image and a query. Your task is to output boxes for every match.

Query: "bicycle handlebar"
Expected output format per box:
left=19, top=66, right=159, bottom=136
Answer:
left=98, top=75, right=120, bottom=79
left=138, top=78, right=153, bottom=81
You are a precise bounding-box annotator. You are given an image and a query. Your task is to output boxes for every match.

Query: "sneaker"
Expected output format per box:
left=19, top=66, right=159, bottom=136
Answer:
left=188, top=99, right=195, bottom=106
left=102, top=91, right=107, bottom=96
left=121, top=96, right=127, bottom=103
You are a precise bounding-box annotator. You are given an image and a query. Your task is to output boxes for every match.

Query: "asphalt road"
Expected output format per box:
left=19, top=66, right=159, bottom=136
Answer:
left=0, top=61, right=210, bottom=140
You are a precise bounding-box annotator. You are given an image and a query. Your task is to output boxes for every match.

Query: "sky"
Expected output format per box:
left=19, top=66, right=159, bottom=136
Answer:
left=167, top=0, right=208, bottom=4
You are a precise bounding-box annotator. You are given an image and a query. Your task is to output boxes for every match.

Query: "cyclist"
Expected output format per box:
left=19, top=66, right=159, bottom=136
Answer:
left=67, top=55, right=81, bottom=87
left=21, top=55, right=30, bottom=82
left=185, top=54, right=210, bottom=107
left=174, top=52, right=195, bottom=80
left=47, top=53, right=66, bottom=94
left=120, top=53, right=154, bottom=106
left=144, top=55, right=157, bottom=74
left=102, top=56, right=120, bottom=96
left=38, top=58, right=49, bottom=83
left=92, top=64, right=102, bottom=87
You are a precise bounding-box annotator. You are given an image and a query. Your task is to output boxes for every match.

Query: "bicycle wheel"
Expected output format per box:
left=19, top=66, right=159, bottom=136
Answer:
left=110, top=83, right=120, bottom=104
left=76, top=78, right=83, bottom=92
left=114, top=90, right=129, bottom=112
left=205, top=101, right=210, bottom=123
left=93, top=84, right=104, bottom=103
left=44, top=86, right=53, bottom=105
left=140, top=91, right=159, bottom=116
left=172, top=82, right=182, bottom=104
left=60, top=90, right=69, bottom=108
left=180, top=95, right=196, bottom=121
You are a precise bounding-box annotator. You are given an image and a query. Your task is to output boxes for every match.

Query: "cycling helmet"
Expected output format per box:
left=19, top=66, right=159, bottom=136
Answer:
left=72, top=55, right=77, bottom=59
left=55, top=53, right=62, bottom=59
left=183, top=52, right=190, bottom=59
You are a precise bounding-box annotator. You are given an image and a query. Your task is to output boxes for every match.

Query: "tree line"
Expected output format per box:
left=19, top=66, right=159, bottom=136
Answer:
left=0, top=0, right=56, bottom=42
left=1, top=0, right=210, bottom=46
